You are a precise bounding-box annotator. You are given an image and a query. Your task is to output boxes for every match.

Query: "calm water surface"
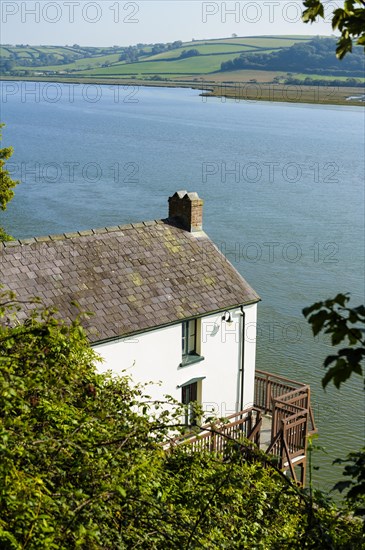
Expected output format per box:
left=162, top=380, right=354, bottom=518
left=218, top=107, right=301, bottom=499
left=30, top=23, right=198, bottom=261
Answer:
left=1, top=82, right=364, bottom=492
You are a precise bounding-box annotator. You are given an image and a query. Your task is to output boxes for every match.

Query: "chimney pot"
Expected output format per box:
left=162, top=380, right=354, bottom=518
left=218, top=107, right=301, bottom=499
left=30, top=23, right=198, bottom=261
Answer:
left=168, top=190, right=203, bottom=232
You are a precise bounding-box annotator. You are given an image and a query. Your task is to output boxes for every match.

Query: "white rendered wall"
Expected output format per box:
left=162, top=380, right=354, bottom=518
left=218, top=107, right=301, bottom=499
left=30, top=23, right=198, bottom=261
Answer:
left=94, top=324, right=182, bottom=404
left=94, top=303, right=257, bottom=418
left=241, top=303, right=258, bottom=411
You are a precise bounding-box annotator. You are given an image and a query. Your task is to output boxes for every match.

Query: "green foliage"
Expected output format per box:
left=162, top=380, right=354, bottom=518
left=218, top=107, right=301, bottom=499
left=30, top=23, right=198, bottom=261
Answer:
left=303, top=294, right=365, bottom=524
left=220, top=37, right=364, bottom=75
left=0, top=59, right=15, bottom=73
left=160, top=446, right=361, bottom=549
left=303, top=293, right=365, bottom=389
left=9, top=36, right=332, bottom=79
left=179, top=49, right=200, bottom=59
left=0, top=291, right=177, bottom=548
left=302, top=0, right=365, bottom=58
left=284, top=75, right=365, bottom=86
left=0, top=123, right=19, bottom=241
left=118, top=46, right=139, bottom=63
left=0, top=291, right=363, bottom=548
left=0, top=227, right=14, bottom=242
left=334, top=449, right=365, bottom=517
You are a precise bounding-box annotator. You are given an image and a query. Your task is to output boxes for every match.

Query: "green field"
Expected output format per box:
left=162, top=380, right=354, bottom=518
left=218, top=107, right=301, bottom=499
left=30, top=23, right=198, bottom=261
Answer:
left=290, top=72, right=362, bottom=81
left=28, top=54, right=124, bottom=72
left=197, top=69, right=362, bottom=83
left=1, top=36, right=315, bottom=78
left=183, top=36, right=313, bottom=47
left=79, top=53, right=251, bottom=76
left=13, top=49, right=34, bottom=58
left=1, top=36, right=364, bottom=89
left=0, top=47, right=12, bottom=58
left=147, top=44, right=257, bottom=60
left=3, top=44, right=125, bottom=66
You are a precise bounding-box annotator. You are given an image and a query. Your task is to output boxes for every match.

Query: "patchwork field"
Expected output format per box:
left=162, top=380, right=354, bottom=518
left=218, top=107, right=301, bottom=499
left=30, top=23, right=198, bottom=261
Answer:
left=1, top=36, right=364, bottom=105
left=0, top=36, right=322, bottom=79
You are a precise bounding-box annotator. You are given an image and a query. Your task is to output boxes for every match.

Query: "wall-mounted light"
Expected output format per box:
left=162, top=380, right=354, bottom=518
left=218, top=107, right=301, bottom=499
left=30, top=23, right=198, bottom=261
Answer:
left=222, top=311, right=232, bottom=323
left=210, top=323, right=219, bottom=336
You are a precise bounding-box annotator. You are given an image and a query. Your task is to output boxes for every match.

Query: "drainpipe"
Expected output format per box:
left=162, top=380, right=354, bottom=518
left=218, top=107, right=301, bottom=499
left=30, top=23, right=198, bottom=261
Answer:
left=239, top=306, right=245, bottom=412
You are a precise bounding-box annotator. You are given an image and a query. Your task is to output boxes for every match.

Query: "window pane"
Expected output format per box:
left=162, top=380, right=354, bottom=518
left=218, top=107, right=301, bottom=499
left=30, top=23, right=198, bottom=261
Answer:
left=181, top=382, right=198, bottom=425
left=188, top=333, right=195, bottom=353
left=182, top=382, right=198, bottom=405
left=182, top=386, right=187, bottom=405
left=185, top=386, right=190, bottom=403
left=190, top=382, right=197, bottom=402
left=182, top=319, right=197, bottom=357
left=188, top=320, right=196, bottom=354
left=182, top=322, right=187, bottom=354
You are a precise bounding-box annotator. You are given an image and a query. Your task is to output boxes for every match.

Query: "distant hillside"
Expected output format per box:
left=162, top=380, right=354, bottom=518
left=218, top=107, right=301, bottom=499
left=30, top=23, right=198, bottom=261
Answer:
left=0, top=44, right=145, bottom=72
left=0, top=36, right=315, bottom=77
left=1, top=36, right=364, bottom=84
left=220, top=37, right=364, bottom=77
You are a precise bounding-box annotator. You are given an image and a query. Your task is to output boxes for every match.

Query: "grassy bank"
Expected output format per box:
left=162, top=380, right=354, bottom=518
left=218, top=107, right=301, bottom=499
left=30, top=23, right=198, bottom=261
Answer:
left=202, top=82, right=365, bottom=106
left=1, top=75, right=364, bottom=107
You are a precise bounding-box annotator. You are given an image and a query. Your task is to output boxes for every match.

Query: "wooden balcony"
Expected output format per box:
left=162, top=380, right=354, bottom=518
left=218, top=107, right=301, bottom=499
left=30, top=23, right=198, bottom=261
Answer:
left=168, top=369, right=317, bottom=487
left=175, top=407, right=263, bottom=455
left=255, top=369, right=317, bottom=485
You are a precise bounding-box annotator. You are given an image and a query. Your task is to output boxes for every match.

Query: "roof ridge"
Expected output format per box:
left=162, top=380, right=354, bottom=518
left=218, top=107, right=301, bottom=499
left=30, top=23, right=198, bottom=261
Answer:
left=1, top=219, right=164, bottom=249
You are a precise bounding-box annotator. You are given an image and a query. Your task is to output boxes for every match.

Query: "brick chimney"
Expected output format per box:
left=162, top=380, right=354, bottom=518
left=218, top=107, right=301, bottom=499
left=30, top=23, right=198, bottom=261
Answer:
left=168, top=191, right=203, bottom=232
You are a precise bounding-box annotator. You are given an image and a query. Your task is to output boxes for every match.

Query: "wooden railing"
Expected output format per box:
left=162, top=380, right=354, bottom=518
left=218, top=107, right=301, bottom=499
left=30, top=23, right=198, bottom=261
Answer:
left=170, top=407, right=263, bottom=454
left=254, top=369, right=317, bottom=435
left=255, top=369, right=305, bottom=412
left=165, top=370, right=317, bottom=487
left=255, top=369, right=317, bottom=485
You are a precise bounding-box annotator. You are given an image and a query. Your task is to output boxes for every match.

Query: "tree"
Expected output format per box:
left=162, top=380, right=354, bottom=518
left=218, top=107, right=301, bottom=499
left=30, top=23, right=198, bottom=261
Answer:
left=0, top=291, right=177, bottom=548
left=119, top=46, right=139, bottom=63
left=0, top=290, right=363, bottom=548
left=0, top=59, right=15, bottom=73
left=0, top=123, right=19, bottom=241
left=151, top=43, right=166, bottom=55
left=302, top=0, right=365, bottom=58
left=179, top=49, right=200, bottom=59
left=303, top=293, right=365, bottom=519
left=220, top=37, right=364, bottom=74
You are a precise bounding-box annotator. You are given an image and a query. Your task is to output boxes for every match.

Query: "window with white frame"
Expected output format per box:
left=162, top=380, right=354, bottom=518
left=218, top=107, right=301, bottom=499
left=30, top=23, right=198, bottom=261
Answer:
left=182, top=381, right=198, bottom=425
left=180, top=376, right=205, bottom=425
left=182, top=319, right=197, bottom=356
left=181, top=319, right=204, bottom=366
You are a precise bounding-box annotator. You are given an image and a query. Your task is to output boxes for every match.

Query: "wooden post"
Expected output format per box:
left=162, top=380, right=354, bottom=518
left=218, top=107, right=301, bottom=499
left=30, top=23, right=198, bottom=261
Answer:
left=247, top=410, right=252, bottom=434
left=255, top=410, right=262, bottom=447
left=266, top=374, right=271, bottom=413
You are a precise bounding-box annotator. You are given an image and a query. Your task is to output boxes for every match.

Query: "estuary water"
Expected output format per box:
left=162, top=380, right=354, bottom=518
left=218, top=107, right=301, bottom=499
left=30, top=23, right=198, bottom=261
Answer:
left=1, top=81, right=364, bottom=491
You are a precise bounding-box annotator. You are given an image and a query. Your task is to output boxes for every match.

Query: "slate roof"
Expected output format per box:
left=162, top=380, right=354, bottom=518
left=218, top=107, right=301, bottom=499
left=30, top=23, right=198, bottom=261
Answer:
left=0, top=219, right=260, bottom=343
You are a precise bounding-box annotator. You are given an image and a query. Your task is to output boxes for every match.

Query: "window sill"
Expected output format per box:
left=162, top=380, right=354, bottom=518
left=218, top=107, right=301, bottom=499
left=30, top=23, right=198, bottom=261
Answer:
left=179, top=355, right=205, bottom=368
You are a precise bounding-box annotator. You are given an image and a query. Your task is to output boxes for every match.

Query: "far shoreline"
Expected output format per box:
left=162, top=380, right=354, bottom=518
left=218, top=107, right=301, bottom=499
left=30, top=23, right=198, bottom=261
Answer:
left=1, top=76, right=364, bottom=108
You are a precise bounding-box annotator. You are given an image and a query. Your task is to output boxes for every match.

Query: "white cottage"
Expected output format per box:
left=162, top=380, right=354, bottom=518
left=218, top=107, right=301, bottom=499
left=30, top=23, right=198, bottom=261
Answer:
left=0, top=191, right=260, bottom=421
left=1, top=191, right=317, bottom=484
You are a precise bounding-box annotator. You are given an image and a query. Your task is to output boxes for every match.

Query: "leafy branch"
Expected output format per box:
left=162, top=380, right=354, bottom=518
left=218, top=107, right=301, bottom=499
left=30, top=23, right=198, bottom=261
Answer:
left=302, top=0, right=365, bottom=58
left=303, top=293, right=365, bottom=388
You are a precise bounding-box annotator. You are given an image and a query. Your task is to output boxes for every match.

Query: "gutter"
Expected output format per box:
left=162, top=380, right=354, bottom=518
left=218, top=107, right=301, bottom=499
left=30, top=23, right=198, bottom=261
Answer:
left=91, top=300, right=259, bottom=347
left=240, top=305, right=245, bottom=412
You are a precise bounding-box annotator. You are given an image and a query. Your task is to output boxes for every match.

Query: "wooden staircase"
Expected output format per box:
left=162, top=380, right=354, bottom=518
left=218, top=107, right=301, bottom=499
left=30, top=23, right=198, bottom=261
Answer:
left=167, top=369, right=317, bottom=487
left=255, top=369, right=317, bottom=485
